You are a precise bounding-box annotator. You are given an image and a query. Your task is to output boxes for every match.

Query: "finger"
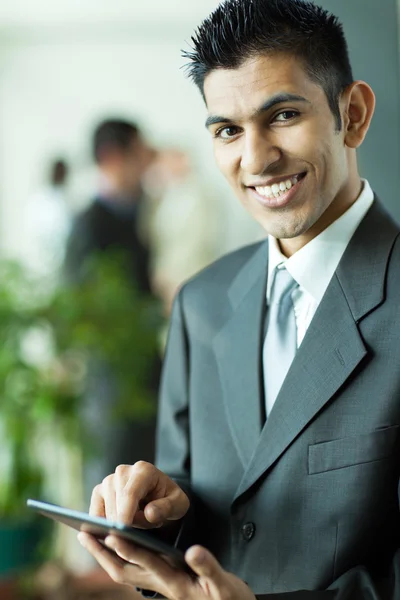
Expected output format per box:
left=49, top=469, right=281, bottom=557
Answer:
left=102, top=475, right=118, bottom=522
left=78, top=533, right=163, bottom=591
left=130, top=510, right=164, bottom=529
left=104, top=535, right=142, bottom=564
left=105, top=535, right=179, bottom=572
left=144, top=489, right=189, bottom=524
left=185, top=545, right=226, bottom=583
left=105, top=535, right=177, bottom=576
left=115, top=462, right=159, bottom=524
left=115, top=463, right=189, bottom=527
left=105, top=535, right=190, bottom=598
left=78, top=533, right=131, bottom=583
left=89, top=484, right=105, bottom=518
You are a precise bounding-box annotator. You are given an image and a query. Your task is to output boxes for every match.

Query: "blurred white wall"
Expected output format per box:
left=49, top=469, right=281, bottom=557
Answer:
left=0, top=0, right=264, bottom=260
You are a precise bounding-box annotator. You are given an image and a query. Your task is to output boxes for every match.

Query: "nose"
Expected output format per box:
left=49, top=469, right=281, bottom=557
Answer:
left=240, top=129, right=281, bottom=176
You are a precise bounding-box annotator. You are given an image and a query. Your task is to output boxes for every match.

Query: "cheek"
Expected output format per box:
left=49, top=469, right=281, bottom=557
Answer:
left=318, top=138, right=347, bottom=186
left=281, top=118, right=330, bottom=167
left=214, top=145, right=239, bottom=184
left=304, top=118, right=346, bottom=176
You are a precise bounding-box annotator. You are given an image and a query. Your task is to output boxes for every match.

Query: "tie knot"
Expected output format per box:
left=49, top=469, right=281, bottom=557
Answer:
left=271, top=267, right=298, bottom=304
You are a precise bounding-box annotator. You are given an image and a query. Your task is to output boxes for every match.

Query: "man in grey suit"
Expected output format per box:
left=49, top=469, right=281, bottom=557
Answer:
left=78, top=0, right=400, bottom=598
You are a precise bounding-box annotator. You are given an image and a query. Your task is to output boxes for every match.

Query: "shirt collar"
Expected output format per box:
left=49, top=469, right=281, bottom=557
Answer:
left=267, top=179, right=375, bottom=303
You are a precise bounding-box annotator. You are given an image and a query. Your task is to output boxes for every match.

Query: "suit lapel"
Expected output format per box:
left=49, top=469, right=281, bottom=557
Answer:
left=233, top=199, right=400, bottom=502
left=212, top=240, right=269, bottom=469
left=234, top=275, right=367, bottom=501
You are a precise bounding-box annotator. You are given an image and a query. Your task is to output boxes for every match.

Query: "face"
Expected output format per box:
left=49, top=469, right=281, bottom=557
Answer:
left=204, top=53, right=361, bottom=254
left=120, top=136, right=155, bottom=194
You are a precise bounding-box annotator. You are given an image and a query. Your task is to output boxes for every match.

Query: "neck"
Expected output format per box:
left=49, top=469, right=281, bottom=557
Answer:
left=98, top=173, right=141, bottom=201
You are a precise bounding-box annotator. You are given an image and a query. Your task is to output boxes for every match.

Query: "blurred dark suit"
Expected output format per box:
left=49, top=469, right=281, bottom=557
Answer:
left=65, top=196, right=151, bottom=291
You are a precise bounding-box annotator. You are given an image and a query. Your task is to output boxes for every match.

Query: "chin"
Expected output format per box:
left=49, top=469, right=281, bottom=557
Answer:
left=260, top=221, right=307, bottom=241
left=265, top=207, right=320, bottom=239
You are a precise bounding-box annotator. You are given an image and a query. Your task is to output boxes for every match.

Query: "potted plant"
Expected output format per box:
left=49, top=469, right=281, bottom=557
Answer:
left=0, top=261, right=67, bottom=579
left=0, top=255, right=161, bottom=581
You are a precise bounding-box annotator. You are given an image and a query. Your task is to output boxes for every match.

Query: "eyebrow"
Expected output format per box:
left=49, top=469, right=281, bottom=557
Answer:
left=205, top=93, right=311, bottom=129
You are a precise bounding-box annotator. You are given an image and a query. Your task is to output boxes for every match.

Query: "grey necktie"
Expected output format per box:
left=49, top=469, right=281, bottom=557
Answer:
left=263, top=267, right=298, bottom=416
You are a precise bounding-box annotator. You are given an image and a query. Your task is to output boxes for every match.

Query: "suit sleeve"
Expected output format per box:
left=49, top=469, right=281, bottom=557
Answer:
left=154, top=286, right=198, bottom=551
left=155, top=286, right=191, bottom=483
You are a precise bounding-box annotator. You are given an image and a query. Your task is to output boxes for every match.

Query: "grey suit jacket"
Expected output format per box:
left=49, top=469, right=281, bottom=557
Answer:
left=156, top=199, right=400, bottom=599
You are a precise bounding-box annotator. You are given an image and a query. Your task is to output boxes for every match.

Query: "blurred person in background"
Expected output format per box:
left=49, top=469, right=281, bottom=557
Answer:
left=64, top=118, right=160, bottom=503
left=145, top=148, right=220, bottom=316
left=64, top=118, right=154, bottom=288
left=22, top=157, right=72, bottom=285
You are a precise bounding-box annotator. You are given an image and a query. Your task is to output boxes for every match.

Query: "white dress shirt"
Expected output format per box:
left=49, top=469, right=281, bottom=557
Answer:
left=264, top=179, right=374, bottom=415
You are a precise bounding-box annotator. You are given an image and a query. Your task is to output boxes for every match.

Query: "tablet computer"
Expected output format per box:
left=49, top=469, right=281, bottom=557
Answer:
left=27, top=499, right=190, bottom=572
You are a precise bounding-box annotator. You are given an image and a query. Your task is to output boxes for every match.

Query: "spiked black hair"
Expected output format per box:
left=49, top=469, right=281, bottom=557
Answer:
left=183, top=0, right=354, bottom=129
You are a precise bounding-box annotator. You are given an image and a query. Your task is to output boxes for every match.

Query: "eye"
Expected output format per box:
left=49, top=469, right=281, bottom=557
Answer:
left=273, top=110, right=299, bottom=122
left=214, top=125, right=241, bottom=140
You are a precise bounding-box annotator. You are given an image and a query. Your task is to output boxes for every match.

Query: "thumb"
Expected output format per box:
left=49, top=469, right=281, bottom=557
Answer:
left=185, top=545, right=225, bottom=581
left=144, top=492, right=189, bottom=524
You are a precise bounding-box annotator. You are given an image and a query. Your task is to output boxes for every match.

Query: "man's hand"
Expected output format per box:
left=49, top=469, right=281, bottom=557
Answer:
left=89, top=462, right=190, bottom=528
left=78, top=533, right=256, bottom=600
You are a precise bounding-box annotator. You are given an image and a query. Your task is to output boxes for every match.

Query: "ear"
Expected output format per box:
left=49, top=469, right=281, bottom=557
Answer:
left=341, top=81, right=376, bottom=149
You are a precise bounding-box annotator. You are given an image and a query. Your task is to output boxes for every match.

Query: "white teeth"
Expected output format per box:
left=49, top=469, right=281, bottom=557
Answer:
left=254, top=174, right=303, bottom=199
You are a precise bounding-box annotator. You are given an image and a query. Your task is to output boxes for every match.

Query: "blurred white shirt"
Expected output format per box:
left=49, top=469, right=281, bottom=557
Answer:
left=22, top=184, right=72, bottom=281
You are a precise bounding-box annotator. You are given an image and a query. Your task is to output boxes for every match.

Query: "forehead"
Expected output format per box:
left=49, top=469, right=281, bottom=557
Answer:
left=203, top=53, right=324, bottom=119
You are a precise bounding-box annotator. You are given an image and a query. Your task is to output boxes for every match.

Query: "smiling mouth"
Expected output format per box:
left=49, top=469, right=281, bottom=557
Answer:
left=250, top=172, right=307, bottom=200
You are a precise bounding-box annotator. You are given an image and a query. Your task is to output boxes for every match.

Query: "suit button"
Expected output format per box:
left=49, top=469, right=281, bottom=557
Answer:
left=241, top=522, right=256, bottom=541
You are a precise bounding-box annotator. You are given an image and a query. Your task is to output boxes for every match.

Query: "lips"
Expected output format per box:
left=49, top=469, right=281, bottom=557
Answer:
left=248, top=172, right=307, bottom=209
left=248, top=172, right=307, bottom=200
